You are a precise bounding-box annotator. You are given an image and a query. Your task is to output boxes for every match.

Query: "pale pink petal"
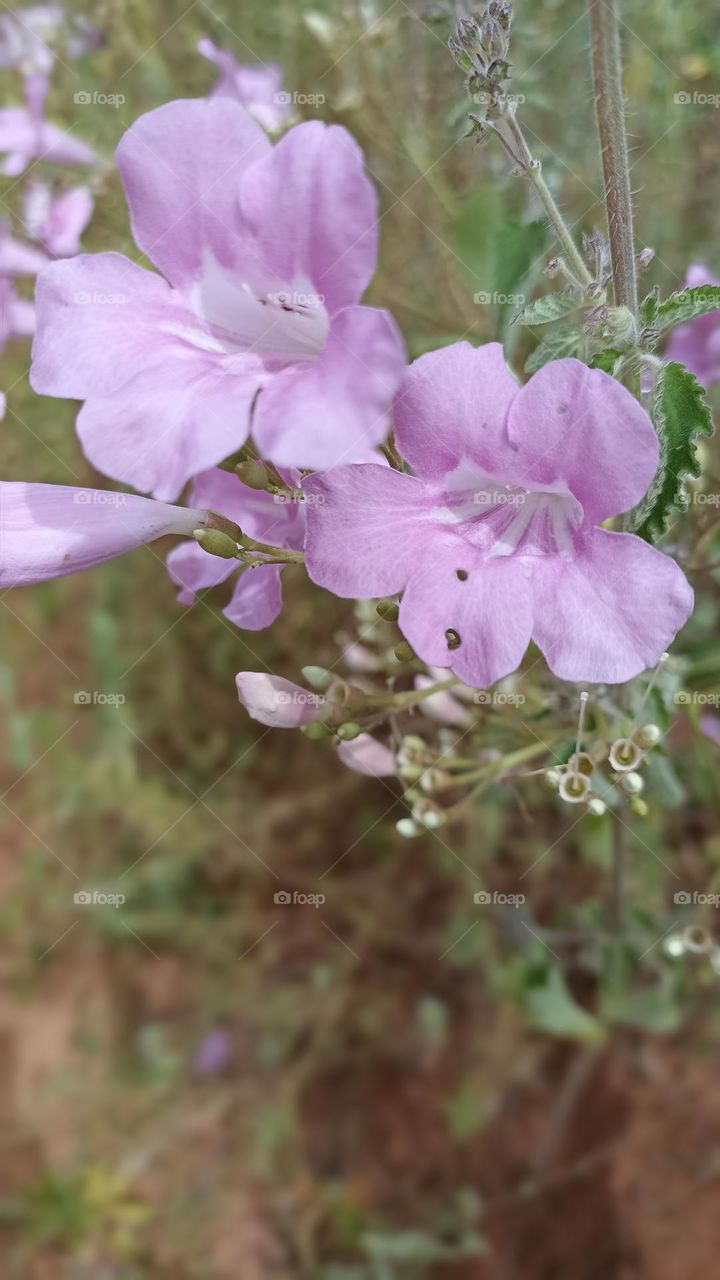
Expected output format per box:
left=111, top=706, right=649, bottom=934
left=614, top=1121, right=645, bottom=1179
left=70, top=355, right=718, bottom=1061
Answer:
left=253, top=305, right=405, bottom=468
left=239, top=121, right=378, bottom=314
left=235, top=671, right=322, bottom=727
left=165, top=539, right=235, bottom=604
left=414, top=675, right=469, bottom=727
left=393, top=342, right=519, bottom=481
left=116, top=97, right=270, bottom=288
left=507, top=360, right=659, bottom=525
left=43, top=185, right=94, bottom=256
left=337, top=734, right=396, bottom=777
left=303, top=464, right=433, bottom=597
left=223, top=564, right=283, bottom=630
left=531, top=528, right=694, bottom=683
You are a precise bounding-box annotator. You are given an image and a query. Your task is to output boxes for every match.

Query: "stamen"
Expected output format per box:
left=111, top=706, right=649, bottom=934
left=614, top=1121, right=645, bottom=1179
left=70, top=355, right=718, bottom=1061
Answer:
left=571, top=691, right=589, bottom=777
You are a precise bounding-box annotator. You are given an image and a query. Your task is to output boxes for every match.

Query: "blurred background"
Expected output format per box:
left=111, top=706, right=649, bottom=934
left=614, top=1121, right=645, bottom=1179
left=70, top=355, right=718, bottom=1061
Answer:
left=2, top=0, right=720, bottom=1275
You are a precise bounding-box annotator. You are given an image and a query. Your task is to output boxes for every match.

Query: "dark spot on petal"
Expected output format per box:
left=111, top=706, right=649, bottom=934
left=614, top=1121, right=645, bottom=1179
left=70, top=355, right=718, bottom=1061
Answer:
left=558, top=403, right=569, bottom=414
left=445, top=628, right=462, bottom=650
left=455, top=568, right=468, bottom=581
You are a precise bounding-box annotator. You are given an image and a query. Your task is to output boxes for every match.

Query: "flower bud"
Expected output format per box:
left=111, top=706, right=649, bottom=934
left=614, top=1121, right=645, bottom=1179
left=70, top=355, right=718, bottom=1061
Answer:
left=545, top=768, right=562, bottom=788
left=337, top=722, right=363, bottom=741
left=632, top=723, right=661, bottom=750
left=630, top=796, right=648, bottom=817
left=235, top=459, right=270, bottom=490
left=302, top=666, right=333, bottom=690
left=587, top=798, right=607, bottom=817
left=193, top=527, right=238, bottom=558
left=396, top=818, right=421, bottom=838
left=301, top=721, right=333, bottom=740
left=394, top=641, right=415, bottom=663
left=376, top=599, right=399, bottom=622
left=620, top=771, right=644, bottom=795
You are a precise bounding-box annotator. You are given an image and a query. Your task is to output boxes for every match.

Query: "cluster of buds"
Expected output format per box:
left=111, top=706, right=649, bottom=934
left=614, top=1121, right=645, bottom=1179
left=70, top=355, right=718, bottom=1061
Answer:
left=448, top=2, right=513, bottom=123
left=665, top=924, right=720, bottom=976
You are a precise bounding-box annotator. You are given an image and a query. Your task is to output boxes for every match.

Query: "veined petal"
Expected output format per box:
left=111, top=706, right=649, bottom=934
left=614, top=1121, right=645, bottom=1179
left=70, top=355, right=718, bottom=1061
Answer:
left=116, top=97, right=270, bottom=288
left=303, top=463, right=433, bottom=598
left=507, top=359, right=660, bottom=525
left=337, top=734, right=396, bottom=777
left=393, top=342, right=520, bottom=481
left=253, top=306, right=406, bottom=468
left=531, top=527, right=694, bottom=683
left=0, top=482, right=207, bottom=586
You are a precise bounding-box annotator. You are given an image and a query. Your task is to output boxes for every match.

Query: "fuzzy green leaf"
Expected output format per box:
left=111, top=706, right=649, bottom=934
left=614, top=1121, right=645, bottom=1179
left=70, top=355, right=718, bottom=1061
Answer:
left=639, top=287, right=659, bottom=329
left=652, top=285, right=720, bottom=337
left=628, top=361, right=713, bottom=542
left=513, top=286, right=585, bottom=326
left=524, top=327, right=584, bottom=373
left=589, top=348, right=621, bottom=374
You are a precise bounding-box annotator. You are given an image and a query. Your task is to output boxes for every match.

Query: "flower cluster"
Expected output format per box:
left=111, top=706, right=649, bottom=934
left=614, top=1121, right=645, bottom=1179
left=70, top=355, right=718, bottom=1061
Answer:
left=0, top=19, right=701, bottom=803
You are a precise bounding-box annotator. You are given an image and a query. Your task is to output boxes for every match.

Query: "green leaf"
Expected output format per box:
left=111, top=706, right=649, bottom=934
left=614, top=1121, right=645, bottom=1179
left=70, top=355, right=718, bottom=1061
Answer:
left=628, top=361, right=713, bottom=542
left=652, top=285, right=720, bottom=337
left=524, top=327, right=583, bottom=373
left=589, top=348, right=621, bottom=374
left=639, top=287, right=659, bottom=329
left=513, top=286, right=585, bottom=326
left=493, top=217, right=547, bottom=333
left=524, top=965, right=606, bottom=1043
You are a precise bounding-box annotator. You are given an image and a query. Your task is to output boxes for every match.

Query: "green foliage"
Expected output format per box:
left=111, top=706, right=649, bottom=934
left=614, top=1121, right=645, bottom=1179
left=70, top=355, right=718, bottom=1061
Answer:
left=628, top=361, right=714, bottom=542
left=525, top=327, right=584, bottom=372
left=523, top=963, right=606, bottom=1043
left=647, top=285, right=720, bottom=337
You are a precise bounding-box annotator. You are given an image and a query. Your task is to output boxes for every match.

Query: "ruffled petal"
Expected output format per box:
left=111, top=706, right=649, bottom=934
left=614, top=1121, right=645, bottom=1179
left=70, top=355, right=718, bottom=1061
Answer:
left=253, top=305, right=405, bottom=468
left=235, top=672, right=322, bottom=727
left=398, top=539, right=533, bottom=687
left=303, top=463, right=433, bottom=598
left=239, top=121, right=378, bottom=314
left=531, top=528, right=694, bottom=683
left=0, top=482, right=206, bottom=586
left=507, top=359, right=659, bottom=525
left=393, top=341, right=520, bottom=481
left=116, top=98, right=270, bottom=288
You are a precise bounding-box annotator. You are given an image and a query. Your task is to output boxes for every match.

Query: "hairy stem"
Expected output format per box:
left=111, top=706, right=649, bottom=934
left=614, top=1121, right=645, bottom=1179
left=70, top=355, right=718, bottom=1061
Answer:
left=587, top=0, right=638, bottom=316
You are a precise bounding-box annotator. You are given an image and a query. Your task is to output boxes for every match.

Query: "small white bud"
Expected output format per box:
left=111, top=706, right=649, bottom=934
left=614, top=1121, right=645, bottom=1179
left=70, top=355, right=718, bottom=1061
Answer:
left=633, top=723, right=661, bottom=750
left=396, top=818, right=421, bottom=838
left=620, top=771, right=644, bottom=795
left=586, top=798, right=607, bottom=817
left=663, top=935, right=685, bottom=958
left=545, top=768, right=562, bottom=788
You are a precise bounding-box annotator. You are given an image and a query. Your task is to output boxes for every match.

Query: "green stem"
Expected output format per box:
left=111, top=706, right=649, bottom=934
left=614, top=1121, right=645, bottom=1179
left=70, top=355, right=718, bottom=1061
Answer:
left=587, top=0, right=638, bottom=316
left=501, top=107, right=593, bottom=289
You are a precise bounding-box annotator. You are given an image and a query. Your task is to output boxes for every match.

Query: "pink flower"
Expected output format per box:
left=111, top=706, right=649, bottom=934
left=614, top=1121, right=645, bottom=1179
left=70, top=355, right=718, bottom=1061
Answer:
left=166, top=468, right=304, bottom=631
left=197, top=37, right=292, bottom=132
left=0, top=6, right=99, bottom=75
left=23, top=180, right=93, bottom=257
left=665, top=264, right=720, bottom=389
left=336, top=734, right=395, bottom=777
left=0, top=219, right=48, bottom=275
left=0, top=483, right=211, bottom=586
left=304, top=344, right=694, bottom=687
left=0, top=71, right=96, bottom=176
left=30, top=98, right=405, bottom=500
left=235, top=672, right=323, bottom=727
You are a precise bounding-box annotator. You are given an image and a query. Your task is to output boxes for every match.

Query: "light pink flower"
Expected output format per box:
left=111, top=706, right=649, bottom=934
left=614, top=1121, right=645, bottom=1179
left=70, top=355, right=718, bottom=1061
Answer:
left=336, top=734, right=396, bottom=777
left=198, top=37, right=292, bottom=132
left=0, top=77, right=96, bottom=176
left=30, top=98, right=405, bottom=500
left=0, top=483, right=210, bottom=586
left=0, top=219, right=48, bottom=275
left=23, top=180, right=93, bottom=257
left=166, top=468, right=304, bottom=631
left=665, top=264, right=720, bottom=389
left=0, top=6, right=99, bottom=75
left=304, top=344, right=694, bottom=687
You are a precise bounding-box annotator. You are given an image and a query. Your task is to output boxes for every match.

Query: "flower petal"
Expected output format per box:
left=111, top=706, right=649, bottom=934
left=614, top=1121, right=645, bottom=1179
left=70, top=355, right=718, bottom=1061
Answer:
left=337, top=734, right=396, bottom=777
left=239, top=121, right=378, bottom=314
left=223, top=564, right=283, bottom=630
left=253, top=305, right=405, bottom=468
left=531, top=528, right=694, bottom=683
left=303, top=463, right=432, bottom=598
left=0, top=483, right=206, bottom=586
left=165, top=539, right=235, bottom=604
left=399, top=541, right=533, bottom=687
left=235, top=672, right=322, bottom=727
left=507, top=359, right=659, bottom=525
left=393, top=341, right=520, bottom=481
left=116, top=98, right=270, bottom=287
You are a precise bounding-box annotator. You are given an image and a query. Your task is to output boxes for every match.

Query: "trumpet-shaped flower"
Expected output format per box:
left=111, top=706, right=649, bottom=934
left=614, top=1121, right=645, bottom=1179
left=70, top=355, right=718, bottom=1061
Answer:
left=0, top=483, right=212, bottom=586
left=166, top=467, right=304, bottom=631
left=304, top=344, right=694, bottom=686
left=31, top=97, right=405, bottom=500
